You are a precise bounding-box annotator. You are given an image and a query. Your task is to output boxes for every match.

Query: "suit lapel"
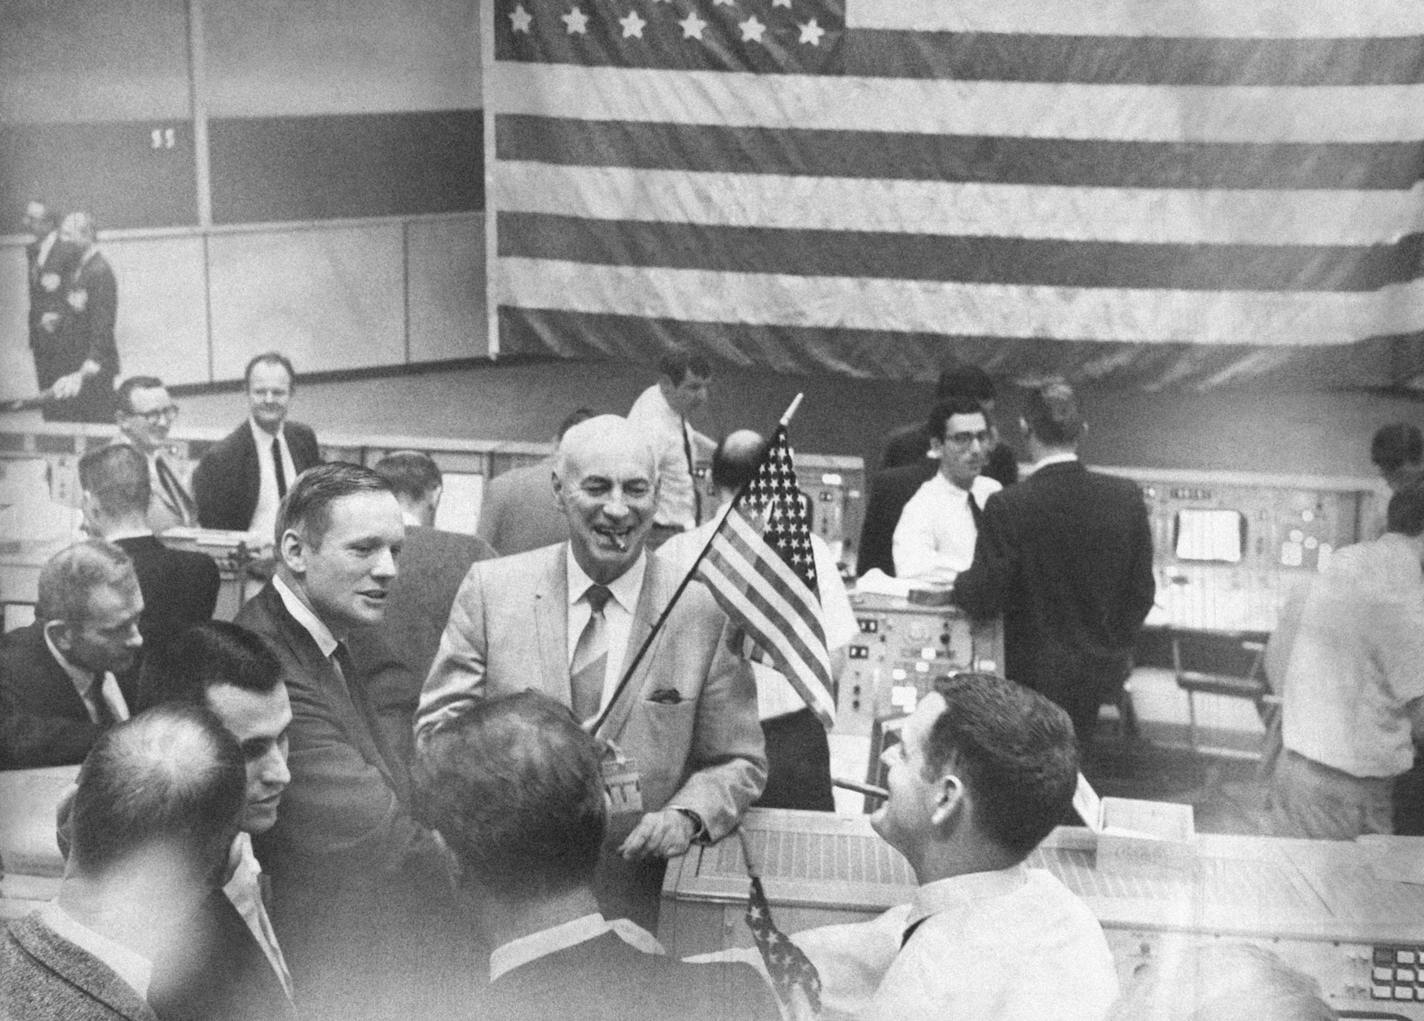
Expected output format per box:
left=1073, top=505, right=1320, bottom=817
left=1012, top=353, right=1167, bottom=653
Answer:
left=534, top=547, right=572, bottom=706
left=597, top=559, right=667, bottom=742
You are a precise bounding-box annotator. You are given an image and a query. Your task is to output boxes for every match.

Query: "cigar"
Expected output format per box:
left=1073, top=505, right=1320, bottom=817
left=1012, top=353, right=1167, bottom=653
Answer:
left=833, top=777, right=889, bottom=802
left=611, top=535, right=628, bottom=552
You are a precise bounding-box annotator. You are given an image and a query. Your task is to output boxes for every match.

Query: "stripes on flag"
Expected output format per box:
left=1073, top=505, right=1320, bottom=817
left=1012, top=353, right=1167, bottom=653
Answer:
left=487, top=0, right=1424, bottom=379
left=693, top=426, right=837, bottom=729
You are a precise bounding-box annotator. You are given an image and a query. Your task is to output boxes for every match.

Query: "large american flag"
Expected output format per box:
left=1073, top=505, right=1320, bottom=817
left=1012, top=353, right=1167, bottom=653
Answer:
left=693, top=424, right=837, bottom=728
left=486, top=0, right=1424, bottom=383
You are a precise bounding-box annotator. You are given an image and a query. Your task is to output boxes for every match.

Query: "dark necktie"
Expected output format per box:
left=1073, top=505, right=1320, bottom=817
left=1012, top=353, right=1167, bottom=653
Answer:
left=155, top=455, right=196, bottom=523
left=88, top=676, right=120, bottom=728
left=331, top=641, right=356, bottom=684
left=681, top=420, right=702, bottom=524
left=967, top=490, right=983, bottom=531
left=272, top=436, right=288, bottom=498
left=570, top=585, right=613, bottom=722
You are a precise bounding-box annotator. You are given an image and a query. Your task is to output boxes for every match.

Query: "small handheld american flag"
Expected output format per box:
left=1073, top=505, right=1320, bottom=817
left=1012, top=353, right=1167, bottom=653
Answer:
left=741, top=829, right=823, bottom=1019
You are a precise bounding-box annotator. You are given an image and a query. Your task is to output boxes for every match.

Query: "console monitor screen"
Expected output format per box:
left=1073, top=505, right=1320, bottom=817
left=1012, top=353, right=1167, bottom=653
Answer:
left=1173, top=508, right=1245, bottom=564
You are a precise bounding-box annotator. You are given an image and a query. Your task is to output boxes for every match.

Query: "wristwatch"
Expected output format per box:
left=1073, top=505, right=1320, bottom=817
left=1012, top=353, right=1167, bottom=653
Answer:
left=670, top=806, right=708, bottom=843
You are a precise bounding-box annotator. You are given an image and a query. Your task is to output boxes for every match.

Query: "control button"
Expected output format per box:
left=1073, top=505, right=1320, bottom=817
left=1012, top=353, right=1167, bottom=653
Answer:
left=1378, top=948, right=1397, bottom=966
left=1396, top=969, right=1416, bottom=983
left=892, top=669, right=907, bottom=681
left=1400, top=950, right=1418, bottom=965
left=1375, top=985, right=1394, bottom=999
left=1395, top=986, right=1416, bottom=1000
left=914, top=661, right=929, bottom=673
left=1376, top=967, right=1395, bottom=981
left=920, top=646, right=937, bottom=660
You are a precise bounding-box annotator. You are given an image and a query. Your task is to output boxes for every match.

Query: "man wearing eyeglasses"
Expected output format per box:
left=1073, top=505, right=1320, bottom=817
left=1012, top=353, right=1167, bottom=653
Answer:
left=112, top=375, right=198, bottom=532
left=891, top=396, right=1002, bottom=583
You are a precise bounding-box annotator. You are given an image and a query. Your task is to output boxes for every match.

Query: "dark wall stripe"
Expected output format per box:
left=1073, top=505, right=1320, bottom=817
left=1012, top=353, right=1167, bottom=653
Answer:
left=496, top=116, right=1424, bottom=191
left=209, top=110, right=483, bottom=224
left=498, top=211, right=1424, bottom=293
left=496, top=3, right=1424, bottom=86
left=496, top=305, right=1417, bottom=386
left=1, top=121, right=198, bottom=230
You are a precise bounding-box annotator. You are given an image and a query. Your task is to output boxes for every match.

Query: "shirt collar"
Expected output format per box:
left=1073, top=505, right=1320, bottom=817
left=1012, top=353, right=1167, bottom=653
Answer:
left=1029, top=451, right=1079, bottom=471
left=273, top=574, right=341, bottom=656
left=104, top=526, right=153, bottom=543
left=565, top=547, right=647, bottom=615
left=42, top=623, right=102, bottom=699
left=489, top=913, right=664, bottom=982
left=905, top=862, right=1030, bottom=934
left=929, top=472, right=975, bottom=501
left=248, top=417, right=285, bottom=443
left=40, top=902, right=154, bottom=1002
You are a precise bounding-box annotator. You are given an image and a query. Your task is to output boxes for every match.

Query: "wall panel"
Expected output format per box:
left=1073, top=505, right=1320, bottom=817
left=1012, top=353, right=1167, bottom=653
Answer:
left=407, top=215, right=486, bottom=363
left=106, top=236, right=210, bottom=386
left=207, top=224, right=405, bottom=380
left=0, top=250, right=36, bottom=403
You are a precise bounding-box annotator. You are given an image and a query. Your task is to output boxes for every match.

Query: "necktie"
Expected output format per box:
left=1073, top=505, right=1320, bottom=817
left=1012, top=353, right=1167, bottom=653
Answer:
left=155, top=455, right=196, bottom=523
left=967, top=490, right=983, bottom=531
left=272, top=436, right=288, bottom=498
left=681, top=420, right=702, bottom=524
left=331, top=641, right=356, bottom=684
left=570, top=585, right=613, bottom=723
left=88, top=675, right=120, bottom=728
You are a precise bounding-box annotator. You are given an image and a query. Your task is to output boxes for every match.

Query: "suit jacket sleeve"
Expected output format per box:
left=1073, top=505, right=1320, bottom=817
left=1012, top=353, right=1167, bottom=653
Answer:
left=0, top=660, right=101, bottom=769
left=668, top=610, right=767, bottom=842
left=1115, top=487, right=1157, bottom=641
left=192, top=435, right=239, bottom=531
left=951, top=491, right=1016, bottom=618
left=415, top=563, right=488, bottom=738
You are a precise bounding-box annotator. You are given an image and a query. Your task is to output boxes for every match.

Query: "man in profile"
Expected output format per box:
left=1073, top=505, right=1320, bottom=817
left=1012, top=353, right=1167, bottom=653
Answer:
left=0, top=705, right=246, bottom=1021
left=791, top=675, right=1117, bottom=1020
left=627, top=352, right=715, bottom=546
left=194, top=351, right=320, bottom=537
left=77, top=444, right=218, bottom=664
left=23, top=201, right=74, bottom=396
left=0, top=540, right=142, bottom=768
left=44, top=211, right=118, bottom=422
left=112, top=375, right=199, bottom=531
left=477, top=407, right=596, bottom=555
left=953, top=381, right=1155, bottom=752
left=413, top=690, right=777, bottom=1021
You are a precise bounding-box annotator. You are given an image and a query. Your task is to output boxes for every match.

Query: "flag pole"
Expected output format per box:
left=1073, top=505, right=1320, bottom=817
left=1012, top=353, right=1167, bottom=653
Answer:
left=585, top=393, right=805, bottom=736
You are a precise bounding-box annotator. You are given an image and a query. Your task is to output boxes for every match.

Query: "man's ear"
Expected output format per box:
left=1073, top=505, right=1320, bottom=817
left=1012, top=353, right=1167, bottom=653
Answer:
left=278, top=528, right=307, bottom=574
left=552, top=470, right=567, bottom=512
left=45, top=619, right=76, bottom=657
left=929, top=773, right=965, bottom=829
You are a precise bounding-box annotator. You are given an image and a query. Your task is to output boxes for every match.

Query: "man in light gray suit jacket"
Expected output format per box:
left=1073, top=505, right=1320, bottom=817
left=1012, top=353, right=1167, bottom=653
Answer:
left=420, top=415, right=765, bottom=930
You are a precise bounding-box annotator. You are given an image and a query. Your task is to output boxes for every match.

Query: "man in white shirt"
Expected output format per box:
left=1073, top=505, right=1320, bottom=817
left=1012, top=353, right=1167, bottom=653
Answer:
left=139, top=621, right=297, bottom=1019
left=1, top=705, right=246, bottom=1021
left=893, top=395, right=1002, bottom=582
left=792, top=674, right=1117, bottom=1021
left=626, top=352, right=715, bottom=546
left=112, top=375, right=198, bottom=532
left=660, top=429, right=857, bottom=811
left=0, top=541, right=142, bottom=768
left=412, top=689, right=778, bottom=1021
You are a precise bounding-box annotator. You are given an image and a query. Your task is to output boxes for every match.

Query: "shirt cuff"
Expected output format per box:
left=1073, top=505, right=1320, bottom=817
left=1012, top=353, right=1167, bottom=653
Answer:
left=669, top=806, right=708, bottom=843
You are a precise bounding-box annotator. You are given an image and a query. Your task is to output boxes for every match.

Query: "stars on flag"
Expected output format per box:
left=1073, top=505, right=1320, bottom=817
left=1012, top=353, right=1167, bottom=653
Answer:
left=505, top=1, right=839, bottom=54
left=739, top=15, right=766, bottom=42
left=620, top=9, right=647, bottom=36
left=561, top=6, right=589, bottom=34
left=798, top=17, right=824, bottom=45
left=679, top=10, right=708, bottom=39
left=510, top=3, right=533, bottom=32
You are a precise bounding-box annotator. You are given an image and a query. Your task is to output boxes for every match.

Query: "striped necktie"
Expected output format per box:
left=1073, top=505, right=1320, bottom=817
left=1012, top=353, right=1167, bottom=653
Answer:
left=570, top=585, right=613, bottom=723
left=155, top=455, right=197, bottom=523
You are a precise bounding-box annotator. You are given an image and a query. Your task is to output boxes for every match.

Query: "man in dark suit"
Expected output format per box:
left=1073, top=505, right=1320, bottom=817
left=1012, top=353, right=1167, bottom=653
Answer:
left=235, top=463, right=461, bottom=1021
left=858, top=365, right=1017, bottom=577
left=1, top=705, right=246, bottom=1021
left=0, top=541, right=143, bottom=768
left=413, top=689, right=778, bottom=1021
left=952, top=381, right=1156, bottom=752
left=24, top=200, right=75, bottom=369
left=420, top=415, right=766, bottom=931
left=349, top=450, right=495, bottom=765
left=40, top=211, right=117, bottom=423
left=77, top=445, right=219, bottom=666
left=476, top=407, right=596, bottom=556
left=112, top=376, right=199, bottom=532
left=138, top=622, right=297, bottom=1021
left=193, top=351, right=320, bottom=536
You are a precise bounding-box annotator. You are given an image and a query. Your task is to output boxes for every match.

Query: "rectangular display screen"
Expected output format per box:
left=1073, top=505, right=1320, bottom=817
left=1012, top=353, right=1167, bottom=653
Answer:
left=1174, top=508, right=1245, bottom=564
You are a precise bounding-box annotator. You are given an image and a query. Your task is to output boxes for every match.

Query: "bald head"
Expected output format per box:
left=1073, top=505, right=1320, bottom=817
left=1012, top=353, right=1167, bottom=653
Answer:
left=711, top=429, right=766, bottom=500
left=553, top=415, right=659, bottom=583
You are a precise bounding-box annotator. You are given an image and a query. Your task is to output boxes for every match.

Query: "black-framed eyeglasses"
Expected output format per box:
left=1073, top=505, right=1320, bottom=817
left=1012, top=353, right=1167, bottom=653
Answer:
left=126, top=405, right=179, bottom=424
left=945, top=429, right=991, bottom=447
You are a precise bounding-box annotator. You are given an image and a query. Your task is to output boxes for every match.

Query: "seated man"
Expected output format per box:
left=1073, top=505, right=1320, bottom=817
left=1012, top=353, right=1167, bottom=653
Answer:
left=1107, top=941, right=1336, bottom=1021
left=793, top=674, right=1117, bottom=1020
left=0, top=540, right=142, bottom=768
left=111, top=375, right=198, bottom=531
left=413, top=689, right=778, bottom=1021
left=139, top=621, right=297, bottom=1021
left=1, top=705, right=246, bottom=1021
left=78, top=444, right=219, bottom=663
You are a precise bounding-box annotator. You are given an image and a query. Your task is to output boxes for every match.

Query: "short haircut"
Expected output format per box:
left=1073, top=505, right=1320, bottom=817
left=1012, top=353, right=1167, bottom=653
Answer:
left=62, top=211, right=97, bottom=243
left=1023, top=380, right=1084, bottom=447
left=244, top=351, right=296, bottom=389
left=78, top=445, right=151, bottom=519
left=69, top=704, right=245, bottom=880
left=373, top=450, right=442, bottom=503
left=556, top=407, right=598, bottom=442
left=711, top=434, right=768, bottom=493
left=1371, top=423, right=1423, bottom=475
left=925, top=673, right=1078, bottom=860
left=1387, top=479, right=1424, bottom=537
left=35, top=540, right=137, bottom=625
left=658, top=350, right=712, bottom=386
left=413, top=690, right=606, bottom=899
left=925, top=395, right=988, bottom=442
left=1107, top=941, right=1336, bottom=1021
left=935, top=365, right=996, bottom=403
left=115, top=375, right=166, bottom=414
left=275, top=461, right=391, bottom=549
left=138, top=621, right=283, bottom=713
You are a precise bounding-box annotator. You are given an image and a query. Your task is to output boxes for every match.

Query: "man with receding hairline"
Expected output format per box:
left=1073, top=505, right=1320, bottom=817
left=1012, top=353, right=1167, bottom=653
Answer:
left=112, top=375, right=198, bottom=531
left=421, top=415, right=765, bottom=929
left=37, top=211, right=117, bottom=422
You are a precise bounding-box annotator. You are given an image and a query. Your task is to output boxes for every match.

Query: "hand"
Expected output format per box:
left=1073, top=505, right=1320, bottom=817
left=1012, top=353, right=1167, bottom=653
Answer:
left=51, top=371, right=85, bottom=399
left=618, top=808, right=696, bottom=861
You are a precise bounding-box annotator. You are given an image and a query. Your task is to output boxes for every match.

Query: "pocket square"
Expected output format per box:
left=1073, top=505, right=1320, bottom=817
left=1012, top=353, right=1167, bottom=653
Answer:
left=647, top=688, right=685, bottom=705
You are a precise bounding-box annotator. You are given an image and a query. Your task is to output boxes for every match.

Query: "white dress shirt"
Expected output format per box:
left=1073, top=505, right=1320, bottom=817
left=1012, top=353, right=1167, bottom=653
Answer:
left=565, top=552, right=647, bottom=713
left=43, top=626, right=130, bottom=725
left=249, top=418, right=298, bottom=541
left=273, top=574, right=340, bottom=658
left=39, top=902, right=154, bottom=1002
left=223, top=832, right=294, bottom=998
left=627, top=384, right=702, bottom=530
left=489, top=912, right=665, bottom=982
left=893, top=472, right=1002, bottom=581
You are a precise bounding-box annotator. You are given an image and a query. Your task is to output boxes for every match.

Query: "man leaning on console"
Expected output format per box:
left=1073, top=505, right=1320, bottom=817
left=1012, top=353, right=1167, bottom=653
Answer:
left=4, top=371, right=1361, bottom=1021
